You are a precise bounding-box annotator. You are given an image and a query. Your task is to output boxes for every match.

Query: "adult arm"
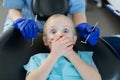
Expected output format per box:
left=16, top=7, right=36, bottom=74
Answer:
left=72, top=13, right=87, bottom=26
left=8, top=9, right=39, bottom=39
left=8, top=9, right=23, bottom=22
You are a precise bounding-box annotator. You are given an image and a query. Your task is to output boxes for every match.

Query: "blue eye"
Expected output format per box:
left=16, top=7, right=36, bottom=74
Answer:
left=63, top=28, right=69, bottom=33
left=50, top=29, right=57, bottom=34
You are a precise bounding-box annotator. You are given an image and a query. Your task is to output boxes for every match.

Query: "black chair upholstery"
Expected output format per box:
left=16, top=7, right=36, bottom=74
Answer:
left=32, top=0, right=68, bottom=21
left=0, top=28, right=120, bottom=80
left=103, top=36, right=120, bottom=57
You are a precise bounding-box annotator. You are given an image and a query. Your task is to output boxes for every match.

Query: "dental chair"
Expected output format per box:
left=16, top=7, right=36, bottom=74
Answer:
left=103, top=36, right=120, bottom=57
left=32, top=0, right=68, bottom=21
left=0, top=27, right=120, bottom=80
left=0, top=0, right=120, bottom=80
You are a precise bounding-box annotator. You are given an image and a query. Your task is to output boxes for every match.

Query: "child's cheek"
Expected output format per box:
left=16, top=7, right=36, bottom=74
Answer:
left=48, top=38, right=53, bottom=45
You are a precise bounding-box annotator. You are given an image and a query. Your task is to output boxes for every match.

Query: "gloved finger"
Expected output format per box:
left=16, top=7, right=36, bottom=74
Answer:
left=25, top=24, right=31, bottom=39
left=28, top=20, right=36, bottom=39
left=33, top=24, right=39, bottom=39
left=21, top=29, right=27, bottom=39
left=89, top=33, right=100, bottom=41
left=83, top=34, right=88, bottom=39
left=20, top=23, right=27, bottom=39
left=87, top=30, right=100, bottom=45
left=27, top=20, right=35, bottom=39
left=92, top=27, right=100, bottom=36
left=88, top=35, right=99, bottom=45
left=25, top=25, right=30, bottom=39
left=23, top=20, right=33, bottom=39
left=88, top=39, right=98, bottom=45
left=94, top=27, right=100, bottom=33
left=29, top=23, right=34, bottom=39
left=89, top=35, right=99, bottom=40
left=13, top=18, right=26, bottom=29
left=86, top=26, right=92, bottom=33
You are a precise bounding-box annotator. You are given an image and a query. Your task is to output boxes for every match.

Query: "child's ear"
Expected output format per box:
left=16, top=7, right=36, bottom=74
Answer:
left=43, top=36, right=48, bottom=46
left=73, top=35, right=77, bottom=45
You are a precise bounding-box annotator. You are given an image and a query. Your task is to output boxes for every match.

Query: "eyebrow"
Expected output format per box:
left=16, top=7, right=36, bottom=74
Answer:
left=64, top=25, right=71, bottom=28
left=47, top=24, right=72, bottom=31
left=48, top=26, right=56, bottom=30
left=46, top=26, right=56, bottom=33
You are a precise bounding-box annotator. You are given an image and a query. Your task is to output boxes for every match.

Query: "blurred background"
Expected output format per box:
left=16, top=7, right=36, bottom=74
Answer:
left=0, top=0, right=120, bottom=36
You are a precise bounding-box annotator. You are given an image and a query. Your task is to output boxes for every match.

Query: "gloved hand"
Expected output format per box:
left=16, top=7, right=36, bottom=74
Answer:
left=76, top=23, right=100, bottom=45
left=13, top=18, right=39, bottom=39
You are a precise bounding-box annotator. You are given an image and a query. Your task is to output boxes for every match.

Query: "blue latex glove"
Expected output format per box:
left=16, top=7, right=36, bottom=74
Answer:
left=76, top=23, right=100, bottom=45
left=13, top=18, right=39, bottom=39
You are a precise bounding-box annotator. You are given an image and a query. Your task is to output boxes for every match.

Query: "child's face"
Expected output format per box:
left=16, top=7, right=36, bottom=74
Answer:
left=43, top=16, right=77, bottom=49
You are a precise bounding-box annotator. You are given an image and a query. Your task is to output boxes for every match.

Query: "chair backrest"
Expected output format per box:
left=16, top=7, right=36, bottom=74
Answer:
left=32, top=0, right=68, bottom=21
left=0, top=28, right=120, bottom=80
left=103, top=36, right=120, bottom=57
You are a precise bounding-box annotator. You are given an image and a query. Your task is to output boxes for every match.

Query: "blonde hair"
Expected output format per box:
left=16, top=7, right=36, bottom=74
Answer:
left=43, top=14, right=76, bottom=35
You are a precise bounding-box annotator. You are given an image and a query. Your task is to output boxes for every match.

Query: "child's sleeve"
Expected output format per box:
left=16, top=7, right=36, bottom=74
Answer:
left=23, top=55, right=42, bottom=73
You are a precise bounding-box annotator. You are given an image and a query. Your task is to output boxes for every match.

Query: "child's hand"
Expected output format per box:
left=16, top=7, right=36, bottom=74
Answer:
left=50, top=35, right=73, bottom=58
left=63, top=42, right=74, bottom=58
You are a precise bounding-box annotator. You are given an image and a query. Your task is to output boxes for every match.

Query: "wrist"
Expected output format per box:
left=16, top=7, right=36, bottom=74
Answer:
left=49, top=52, right=61, bottom=60
left=65, top=50, right=76, bottom=59
left=67, top=51, right=79, bottom=62
left=13, top=18, right=27, bottom=29
left=13, top=17, right=23, bottom=22
left=76, top=23, right=88, bottom=29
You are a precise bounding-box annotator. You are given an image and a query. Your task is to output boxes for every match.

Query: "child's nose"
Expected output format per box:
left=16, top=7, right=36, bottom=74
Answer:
left=55, top=32, right=64, bottom=37
left=56, top=31, right=63, bottom=37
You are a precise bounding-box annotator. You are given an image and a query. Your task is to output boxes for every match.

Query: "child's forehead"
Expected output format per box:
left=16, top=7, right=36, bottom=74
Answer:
left=46, top=17, right=72, bottom=28
left=44, top=14, right=75, bottom=34
left=48, top=25, right=71, bottom=30
left=46, top=23, right=73, bottom=32
left=49, top=16, right=69, bottom=23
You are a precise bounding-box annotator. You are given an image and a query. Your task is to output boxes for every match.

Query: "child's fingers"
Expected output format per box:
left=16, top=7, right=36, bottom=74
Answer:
left=67, top=45, right=73, bottom=52
left=63, top=38, right=71, bottom=45
left=58, top=36, right=69, bottom=43
left=49, top=36, right=61, bottom=44
left=65, top=41, right=73, bottom=48
left=53, top=35, right=63, bottom=42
